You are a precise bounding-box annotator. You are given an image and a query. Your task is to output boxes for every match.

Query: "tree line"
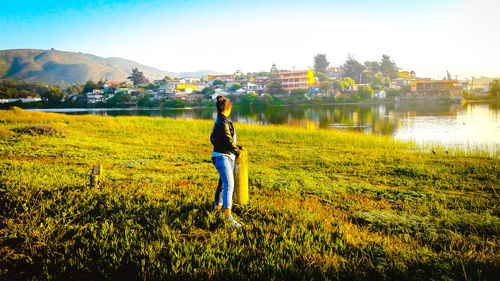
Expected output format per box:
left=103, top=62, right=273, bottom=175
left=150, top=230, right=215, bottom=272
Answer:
left=0, top=80, right=50, bottom=99
left=313, top=53, right=406, bottom=84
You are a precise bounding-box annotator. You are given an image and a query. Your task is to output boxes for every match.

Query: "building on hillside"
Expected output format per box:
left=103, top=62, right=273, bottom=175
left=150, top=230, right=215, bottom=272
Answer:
left=235, top=88, right=246, bottom=95
left=159, top=81, right=204, bottom=94
left=245, top=82, right=267, bottom=94
left=184, top=77, right=201, bottom=83
left=183, top=94, right=204, bottom=101
left=398, top=70, right=414, bottom=79
left=86, top=93, right=106, bottom=104
left=208, top=74, right=234, bottom=83
left=104, top=81, right=120, bottom=89
left=325, top=67, right=344, bottom=80
left=254, top=76, right=270, bottom=83
left=278, top=70, right=316, bottom=91
left=159, top=83, right=176, bottom=93
left=210, top=88, right=231, bottom=100
left=347, top=84, right=370, bottom=92
left=195, top=83, right=206, bottom=92
left=410, top=80, right=462, bottom=96
left=390, top=78, right=413, bottom=89
left=470, top=77, right=495, bottom=93
left=175, top=84, right=197, bottom=94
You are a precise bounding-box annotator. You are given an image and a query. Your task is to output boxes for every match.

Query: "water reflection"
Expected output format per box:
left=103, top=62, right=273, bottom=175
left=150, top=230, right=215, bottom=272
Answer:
left=30, top=102, right=500, bottom=152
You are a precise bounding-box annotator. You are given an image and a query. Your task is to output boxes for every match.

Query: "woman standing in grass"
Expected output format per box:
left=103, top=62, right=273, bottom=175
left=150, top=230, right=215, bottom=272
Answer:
left=210, top=95, right=242, bottom=228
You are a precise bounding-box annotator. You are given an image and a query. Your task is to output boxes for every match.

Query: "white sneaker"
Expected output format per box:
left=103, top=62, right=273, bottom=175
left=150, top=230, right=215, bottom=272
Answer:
left=226, top=216, right=242, bottom=228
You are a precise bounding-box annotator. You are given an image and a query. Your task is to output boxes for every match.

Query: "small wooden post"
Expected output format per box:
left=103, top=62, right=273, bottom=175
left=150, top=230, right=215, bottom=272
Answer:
left=90, top=164, right=103, bottom=187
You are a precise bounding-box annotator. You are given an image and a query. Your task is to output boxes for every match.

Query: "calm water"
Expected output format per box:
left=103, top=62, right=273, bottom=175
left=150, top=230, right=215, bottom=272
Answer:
left=28, top=102, right=500, bottom=154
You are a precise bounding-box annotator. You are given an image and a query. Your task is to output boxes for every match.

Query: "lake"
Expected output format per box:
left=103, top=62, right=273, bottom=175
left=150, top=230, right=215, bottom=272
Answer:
left=28, top=102, right=500, bottom=155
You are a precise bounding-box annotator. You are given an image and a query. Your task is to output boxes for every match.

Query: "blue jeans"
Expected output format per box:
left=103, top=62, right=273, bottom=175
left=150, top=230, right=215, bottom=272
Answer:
left=212, top=155, right=235, bottom=210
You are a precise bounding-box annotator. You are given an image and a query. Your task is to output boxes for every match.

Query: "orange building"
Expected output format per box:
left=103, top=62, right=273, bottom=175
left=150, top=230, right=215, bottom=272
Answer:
left=410, top=80, right=462, bottom=96
left=278, top=70, right=316, bottom=91
left=104, top=80, right=120, bottom=89
left=207, top=74, right=234, bottom=82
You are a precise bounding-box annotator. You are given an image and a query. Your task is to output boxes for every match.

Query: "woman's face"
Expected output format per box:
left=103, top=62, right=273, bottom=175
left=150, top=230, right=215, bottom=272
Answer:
left=223, top=107, right=232, bottom=117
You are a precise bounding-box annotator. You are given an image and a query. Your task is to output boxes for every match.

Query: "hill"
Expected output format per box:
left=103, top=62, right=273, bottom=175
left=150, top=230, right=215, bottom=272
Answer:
left=0, top=49, right=221, bottom=84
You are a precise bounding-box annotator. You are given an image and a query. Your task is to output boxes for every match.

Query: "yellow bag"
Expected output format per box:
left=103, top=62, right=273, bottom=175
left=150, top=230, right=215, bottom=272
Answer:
left=233, top=149, right=249, bottom=205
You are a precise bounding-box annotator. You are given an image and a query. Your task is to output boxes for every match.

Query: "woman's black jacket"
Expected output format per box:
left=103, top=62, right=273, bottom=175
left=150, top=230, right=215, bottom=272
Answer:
left=210, top=114, right=240, bottom=157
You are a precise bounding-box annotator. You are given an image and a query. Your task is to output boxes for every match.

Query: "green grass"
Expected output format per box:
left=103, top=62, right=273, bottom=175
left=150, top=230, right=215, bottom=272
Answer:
left=0, top=109, right=499, bottom=280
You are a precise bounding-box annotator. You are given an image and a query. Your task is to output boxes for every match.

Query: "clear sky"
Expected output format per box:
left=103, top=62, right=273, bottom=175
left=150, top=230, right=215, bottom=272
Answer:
left=1, top=0, right=498, bottom=79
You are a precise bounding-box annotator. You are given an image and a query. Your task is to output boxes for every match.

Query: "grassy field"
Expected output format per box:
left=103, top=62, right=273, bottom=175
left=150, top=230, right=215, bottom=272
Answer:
left=0, top=108, right=498, bottom=280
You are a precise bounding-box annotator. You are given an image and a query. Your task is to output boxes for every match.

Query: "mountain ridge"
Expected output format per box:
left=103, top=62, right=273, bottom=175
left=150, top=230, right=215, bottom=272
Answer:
left=0, top=49, right=222, bottom=84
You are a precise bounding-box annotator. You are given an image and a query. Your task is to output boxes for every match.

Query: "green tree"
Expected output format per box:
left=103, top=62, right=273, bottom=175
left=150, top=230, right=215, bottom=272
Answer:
left=343, top=55, right=365, bottom=83
left=364, top=61, right=381, bottom=73
left=83, top=80, right=99, bottom=93
left=320, top=80, right=333, bottom=95
left=386, top=89, right=401, bottom=98
left=401, top=85, right=411, bottom=93
left=201, top=87, right=215, bottom=97
left=40, top=86, right=63, bottom=106
left=65, top=84, right=83, bottom=95
left=333, top=80, right=348, bottom=92
left=144, top=83, right=159, bottom=90
left=261, top=94, right=274, bottom=107
left=314, top=54, right=329, bottom=74
left=212, top=79, right=225, bottom=86
left=241, top=92, right=258, bottom=106
left=164, top=98, right=186, bottom=108
left=380, top=54, right=398, bottom=80
left=357, top=85, right=374, bottom=99
left=107, top=92, right=131, bottom=107
left=268, top=80, right=284, bottom=96
left=97, top=79, right=105, bottom=89
left=369, top=73, right=385, bottom=85
left=290, top=89, right=307, bottom=97
left=270, top=63, right=279, bottom=75
left=489, top=79, right=500, bottom=99
left=0, top=80, right=50, bottom=99
left=128, top=68, right=149, bottom=86
left=230, top=83, right=242, bottom=91
left=268, top=63, right=284, bottom=96
left=316, top=72, right=329, bottom=82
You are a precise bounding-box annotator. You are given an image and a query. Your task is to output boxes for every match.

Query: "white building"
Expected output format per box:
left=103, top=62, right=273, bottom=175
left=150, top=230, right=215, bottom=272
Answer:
left=86, top=93, right=106, bottom=103
left=235, top=88, right=246, bottom=95
left=184, top=77, right=201, bottom=83
left=210, top=88, right=231, bottom=100
left=245, top=82, right=267, bottom=92
left=374, top=90, right=387, bottom=99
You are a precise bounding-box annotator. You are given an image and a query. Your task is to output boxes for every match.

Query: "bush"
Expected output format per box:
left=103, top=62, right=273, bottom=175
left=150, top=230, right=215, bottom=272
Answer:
left=0, top=127, right=14, bottom=140
left=12, top=125, right=64, bottom=137
left=261, top=94, right=274, bottom=107
left=9, top=106, right=24, bottom=113
left=351, top=94, right=361, bottom=102
left=164, top=98, right=186, bottom=108
left=357, top=85, right=373, bottom=99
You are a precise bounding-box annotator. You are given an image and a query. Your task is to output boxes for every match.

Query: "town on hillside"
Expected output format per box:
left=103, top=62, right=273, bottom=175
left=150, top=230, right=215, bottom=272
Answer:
left=1, top=54, right=499, bottom=109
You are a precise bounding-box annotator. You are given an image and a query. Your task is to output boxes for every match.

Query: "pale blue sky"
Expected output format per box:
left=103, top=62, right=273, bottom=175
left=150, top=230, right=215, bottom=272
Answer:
left=1, top=0, right=498, bottom=79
